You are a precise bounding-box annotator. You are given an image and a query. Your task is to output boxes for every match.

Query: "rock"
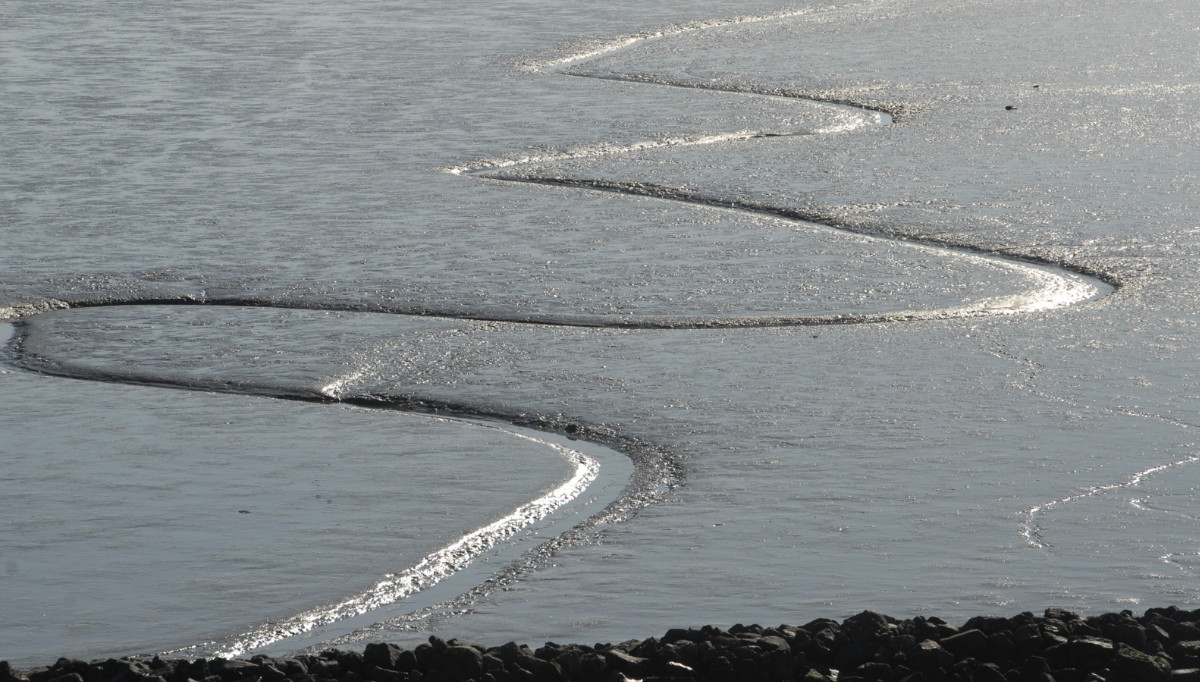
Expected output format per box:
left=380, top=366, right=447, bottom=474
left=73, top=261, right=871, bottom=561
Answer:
left=365, top=644, right=406, bottom=672
left=962, top=616, right=1011, bottom=635
left=846, top=661, right=892, bottom=681
left=212, top=659, right=261, bottom=682
left=757, top=636, right=790, bottom=652
left=985, top=631, right=1014, bottom=663
left=907, top=640, right=954, bottom=671
left=1110, top=643, right=1171, bottom=681
left=757, top=648, right=791, bottom=681
left=1044, top=636, right=1114, bottom=671
left=602, top=651, right=648, bottom=677
left=836, top=611, right=892, bottom=670
left=1171, top=641, right=1200, bottom=666
left=442, top=647, right=484, bottom=681
left=306, top=658, right=339, bottom=680
left=1173, top=623, right=1200, bottom=642
left=661, top=629, right=706, bottom=645
left=970, top=662, right=1007, bottom=682
left=1045, top=608, right=1081, bottom=623
left=940, top=629, right=989, bottom=660
left=28, top=607, right=1200, bottom=682
left=367, top=666, right=406, bottom=682
left=0, top=662, right=26, bottom=682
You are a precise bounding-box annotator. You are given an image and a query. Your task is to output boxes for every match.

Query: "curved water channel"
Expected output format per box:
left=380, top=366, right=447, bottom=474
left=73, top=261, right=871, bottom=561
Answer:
left=1, top=8, right=1117, bottom=661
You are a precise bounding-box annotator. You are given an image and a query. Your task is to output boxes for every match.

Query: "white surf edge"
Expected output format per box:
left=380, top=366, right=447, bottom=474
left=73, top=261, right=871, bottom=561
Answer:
left=160, top=418, right=606, bottom=660
left=1020, top=454, right=1200, bottom=550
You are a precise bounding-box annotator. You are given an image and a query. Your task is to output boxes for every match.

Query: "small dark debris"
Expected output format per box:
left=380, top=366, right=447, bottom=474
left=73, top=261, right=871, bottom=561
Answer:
left=238, top=509, right=251, bottom=514
left=1005, top=105, right=1018, bottom=110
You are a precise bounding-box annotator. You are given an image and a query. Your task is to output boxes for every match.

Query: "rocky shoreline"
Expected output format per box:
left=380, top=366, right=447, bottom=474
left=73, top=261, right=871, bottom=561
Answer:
left=8, top=608, right=1200, bottom=682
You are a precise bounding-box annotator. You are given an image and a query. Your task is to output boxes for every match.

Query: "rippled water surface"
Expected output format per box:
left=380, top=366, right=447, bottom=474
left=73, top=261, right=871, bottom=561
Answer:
left=3, top=0, right=1200, bottom=668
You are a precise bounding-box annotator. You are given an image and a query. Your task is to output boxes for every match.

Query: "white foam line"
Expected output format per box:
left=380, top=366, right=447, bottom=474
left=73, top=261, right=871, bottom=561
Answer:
left=447, top=131, right=807, bottom=176
left=165, top=422, right=600, bottom=659
left=1021, top=455, right=1200, bottom=549
left=447, top=1, right=1111, bottom=321
left=525, top=5, right=843, bottom=72
left=450, top=4, right=886, bottom=176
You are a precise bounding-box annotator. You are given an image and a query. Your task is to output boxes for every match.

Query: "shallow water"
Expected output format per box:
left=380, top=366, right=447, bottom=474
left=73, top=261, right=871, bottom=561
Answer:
left=3, top=0, right=1200, bottom=668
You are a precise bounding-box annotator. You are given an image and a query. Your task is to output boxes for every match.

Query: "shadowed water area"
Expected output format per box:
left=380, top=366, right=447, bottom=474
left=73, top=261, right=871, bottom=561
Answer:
left=2, top=0, right=1200, bottom=668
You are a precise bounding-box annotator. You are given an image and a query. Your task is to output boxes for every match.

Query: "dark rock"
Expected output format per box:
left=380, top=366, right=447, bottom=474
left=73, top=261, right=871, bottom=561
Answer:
left=1068, top=623, right=1102, bottom=639
left=941, top=629, right=989, bottom=660
left=757, top=649, right=791, bottom=681
left=443, top=647, right=484, bottom=681
left=906, top=617, right=957, bottom=643
left=729, top=624, right=763, bottom=636
left=629, top=639, right=659, bottom=661
left=257, top=663, right=287, bottom=682
left=1098, top=622, right=1147, bottom=650
left=1, top=662, right=27, bottom=682
left=307, top=658, right=339, bottom=680
left=30, top=607, right=1200, bottom=682
left=20, top=669, right=50, bottom=682
left=1173, top=623, right=1200, bottom=642
left=332, top=650, right=365, bottom=676
left=801, top=619, right=840, bottom=637
left=1109, top=643, right=1170, bottom=681
left=1011, top=624, right=1044, bottom=656
left=970, top=662, right=1007, bottom=682
left=516, top=653, right=563, bottom=682
left=1145, top=616, right=1176, bottom=638
left=1045, top=609, right=1081, bottom=624
left=963, top=616, right=1011, bottom=636
left=757, top=636, right=789, bottom=653
left=701, top=655, right=734, bottom=682
left=732, top=656, right=757, bottom=680
left=1171, top=641, right=1200, bottom=666
left=662, top=629, right=706, bottom=645
left=212, top=659, right=261, bottom=682
left=732, top=645, right=762, bottom=661
left=492, top=644, right=531, bottom=667
left=986, top=631, right=1015, bottom=664
left=796, top=638, right=834, bottom=667
left=836, top=611, right=893, bottom=670
left=109, top=660, right=160, bottom=682
left=1041, top=631, right=1068, bottom=650
left=847, top=661, right=892, bottom=681
left=482, top=655, right=506, bottom=673
left=907, top=640, right=955, bottom=671
left=1043, top=636, right=1114, bottom=671
left=367, top=666, right=406, bottom=682
left=365, top=645, right=406, bottom=672
left=602, top=651, right=647, bottom=678
left=413, top=645, right=440, bottom=673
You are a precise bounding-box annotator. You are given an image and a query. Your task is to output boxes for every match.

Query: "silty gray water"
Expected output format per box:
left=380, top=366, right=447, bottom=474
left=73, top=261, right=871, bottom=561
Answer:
left=2, top=0, right=1199, bottom=666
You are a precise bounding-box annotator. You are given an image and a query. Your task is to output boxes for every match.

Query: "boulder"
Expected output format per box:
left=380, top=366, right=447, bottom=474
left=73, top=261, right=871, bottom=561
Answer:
left=1110, top=643, right=1171, bottom=681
